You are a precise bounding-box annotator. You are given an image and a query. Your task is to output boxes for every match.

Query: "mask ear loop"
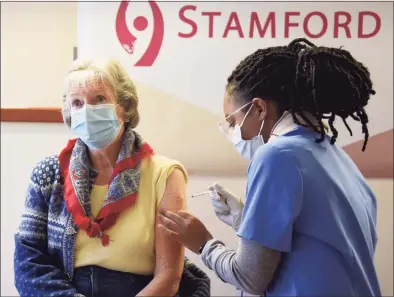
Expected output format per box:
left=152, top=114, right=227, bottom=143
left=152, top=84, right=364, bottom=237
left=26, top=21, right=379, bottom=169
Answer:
left=258, top=118, right=265, bottom=137
left=257, top=105, right=267, bottom=138
left=239, top=104, right=254, bottom=128
left=114, top=103, right=128, bottom=126
left=105, top=104, right=126, bottom=149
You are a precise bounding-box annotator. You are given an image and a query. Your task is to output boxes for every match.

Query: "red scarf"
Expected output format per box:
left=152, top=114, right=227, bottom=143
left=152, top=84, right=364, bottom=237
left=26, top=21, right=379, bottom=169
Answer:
left=59, top=136, right=154, bottom=246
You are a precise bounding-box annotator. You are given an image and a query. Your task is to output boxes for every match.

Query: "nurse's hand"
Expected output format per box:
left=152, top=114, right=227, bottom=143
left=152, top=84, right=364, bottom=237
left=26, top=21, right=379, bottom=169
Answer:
left=158, top=210, right=213, bottom=254
left=209, top=183, right=244, bottom=231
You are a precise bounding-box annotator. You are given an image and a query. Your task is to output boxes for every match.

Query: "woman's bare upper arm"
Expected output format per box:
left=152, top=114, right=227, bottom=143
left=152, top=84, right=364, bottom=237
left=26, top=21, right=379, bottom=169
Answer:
left=155, top=168, right=186, bottom=276
left=158, top=168, right=187, bottom=213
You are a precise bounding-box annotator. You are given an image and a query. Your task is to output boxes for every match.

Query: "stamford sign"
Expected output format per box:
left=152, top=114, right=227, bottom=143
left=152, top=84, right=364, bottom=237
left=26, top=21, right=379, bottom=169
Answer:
left=115, top=0, right=382, bottom=67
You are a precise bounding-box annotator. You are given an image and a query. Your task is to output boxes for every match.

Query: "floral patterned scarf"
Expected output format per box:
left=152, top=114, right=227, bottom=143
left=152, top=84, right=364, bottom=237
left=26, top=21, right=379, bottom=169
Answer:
left=59, top=125, right=154, bottom=246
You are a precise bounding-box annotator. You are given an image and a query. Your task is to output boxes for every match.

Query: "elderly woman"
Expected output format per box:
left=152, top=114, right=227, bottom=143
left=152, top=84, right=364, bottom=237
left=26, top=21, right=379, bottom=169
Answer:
left=14, top=58, right=210, bottom=297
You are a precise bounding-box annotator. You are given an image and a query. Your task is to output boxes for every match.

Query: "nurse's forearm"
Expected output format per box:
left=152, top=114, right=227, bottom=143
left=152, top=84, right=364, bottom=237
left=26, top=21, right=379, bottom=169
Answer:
left=200, top=238, right=281, bottom=295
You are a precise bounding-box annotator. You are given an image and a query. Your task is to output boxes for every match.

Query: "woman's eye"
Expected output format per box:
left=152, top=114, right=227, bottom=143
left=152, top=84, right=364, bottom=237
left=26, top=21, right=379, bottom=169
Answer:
left=96, top=95, right=107, bottom=103
left=72, top=100, right=83, bottom=108
left=229, top=122, right=235, bottom=128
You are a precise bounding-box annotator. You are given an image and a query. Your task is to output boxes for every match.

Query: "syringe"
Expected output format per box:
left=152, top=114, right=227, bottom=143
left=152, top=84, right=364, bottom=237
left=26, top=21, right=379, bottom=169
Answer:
left=188, top=191, right=211, bottom=199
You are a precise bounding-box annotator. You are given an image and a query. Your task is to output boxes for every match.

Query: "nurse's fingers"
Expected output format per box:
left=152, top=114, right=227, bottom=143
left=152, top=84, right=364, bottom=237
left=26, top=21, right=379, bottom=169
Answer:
left=158, top=213, right=182, bottom=233
left=208, top=189, right=222, bottom=201
left=212, top=183, right=236, bottom=200
left=177, top=210, right=195, bottom=220
left=157, top=224, right=178, bottom=239
left=211, top=198, right=230, bottom=214
left=160, top=210, right=187, bottom=226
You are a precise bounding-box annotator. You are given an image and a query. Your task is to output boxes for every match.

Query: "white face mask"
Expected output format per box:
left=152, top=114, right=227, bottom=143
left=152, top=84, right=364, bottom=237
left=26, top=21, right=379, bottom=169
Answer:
left=232, top=122, right=264, bottom=160
left=232, top=105, right=265, bottom=160
left=219, top=102, right=265, bottom=160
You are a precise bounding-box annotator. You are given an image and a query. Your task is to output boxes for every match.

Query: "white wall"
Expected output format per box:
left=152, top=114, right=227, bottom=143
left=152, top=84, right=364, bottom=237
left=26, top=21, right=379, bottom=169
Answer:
left=0, top=2, right=77, bottom=108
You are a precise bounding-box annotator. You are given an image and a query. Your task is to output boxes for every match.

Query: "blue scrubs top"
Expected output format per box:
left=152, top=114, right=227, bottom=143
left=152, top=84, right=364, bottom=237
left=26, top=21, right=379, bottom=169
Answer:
left=237, top=126, right=381, bottom=296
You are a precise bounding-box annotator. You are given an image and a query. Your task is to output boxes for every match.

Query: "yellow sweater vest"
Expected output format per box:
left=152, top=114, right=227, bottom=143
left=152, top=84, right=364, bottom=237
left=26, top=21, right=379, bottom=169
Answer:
left=74, top=155, right=187, bottom=275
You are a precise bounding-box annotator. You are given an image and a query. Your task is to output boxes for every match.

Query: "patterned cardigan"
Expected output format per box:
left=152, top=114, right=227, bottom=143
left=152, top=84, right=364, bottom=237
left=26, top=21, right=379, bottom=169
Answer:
left=14, top=155, right=210, bottom=297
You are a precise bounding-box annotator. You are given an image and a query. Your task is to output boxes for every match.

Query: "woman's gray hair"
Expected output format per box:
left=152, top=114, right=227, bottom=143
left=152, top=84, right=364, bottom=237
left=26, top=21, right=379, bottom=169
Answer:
left=62, top=58, right=139, bottom=128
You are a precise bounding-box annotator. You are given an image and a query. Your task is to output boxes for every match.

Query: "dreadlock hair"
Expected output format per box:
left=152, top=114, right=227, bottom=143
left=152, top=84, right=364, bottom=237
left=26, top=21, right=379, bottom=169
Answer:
left=226, top=38, right=375, bottom=151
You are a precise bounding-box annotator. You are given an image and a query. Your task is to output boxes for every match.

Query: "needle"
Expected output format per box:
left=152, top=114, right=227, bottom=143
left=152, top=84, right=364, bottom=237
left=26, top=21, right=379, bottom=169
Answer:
left=188, top=191, right=211, bottom=199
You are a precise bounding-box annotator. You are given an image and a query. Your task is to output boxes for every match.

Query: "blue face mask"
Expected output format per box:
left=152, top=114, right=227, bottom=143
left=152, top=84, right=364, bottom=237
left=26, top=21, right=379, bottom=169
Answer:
left=71, top=104, right=122, bottom=150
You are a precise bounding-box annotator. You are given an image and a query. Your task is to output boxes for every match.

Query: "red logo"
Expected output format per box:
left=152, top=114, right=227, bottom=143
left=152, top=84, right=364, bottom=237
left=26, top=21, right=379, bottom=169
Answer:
left=116, top=0, right=164, bottom=67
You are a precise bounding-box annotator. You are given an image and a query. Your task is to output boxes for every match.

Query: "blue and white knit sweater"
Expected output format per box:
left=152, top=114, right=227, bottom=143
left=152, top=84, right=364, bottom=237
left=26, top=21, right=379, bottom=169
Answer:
left=15, top=155, right=84, bottom=297
left=14, top=155, right=210, bottom=297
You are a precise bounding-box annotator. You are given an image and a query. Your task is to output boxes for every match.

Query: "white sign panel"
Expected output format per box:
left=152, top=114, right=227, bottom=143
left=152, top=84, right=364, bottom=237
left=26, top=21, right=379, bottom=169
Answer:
left=77, top=1, right=393, bottom=174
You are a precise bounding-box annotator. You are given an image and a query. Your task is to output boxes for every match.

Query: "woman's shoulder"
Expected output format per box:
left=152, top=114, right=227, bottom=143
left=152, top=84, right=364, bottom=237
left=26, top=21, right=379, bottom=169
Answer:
left=142, top=155, right=188, bottom=181
left=146, top=155, right=184, bottom=169
left=31, top=155, right=61, bottom=188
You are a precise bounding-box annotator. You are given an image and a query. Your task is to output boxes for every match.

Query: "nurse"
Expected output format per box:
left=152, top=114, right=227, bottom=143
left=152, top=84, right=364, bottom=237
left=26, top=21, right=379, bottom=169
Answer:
left=159, top=38, right=382, bottom=296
